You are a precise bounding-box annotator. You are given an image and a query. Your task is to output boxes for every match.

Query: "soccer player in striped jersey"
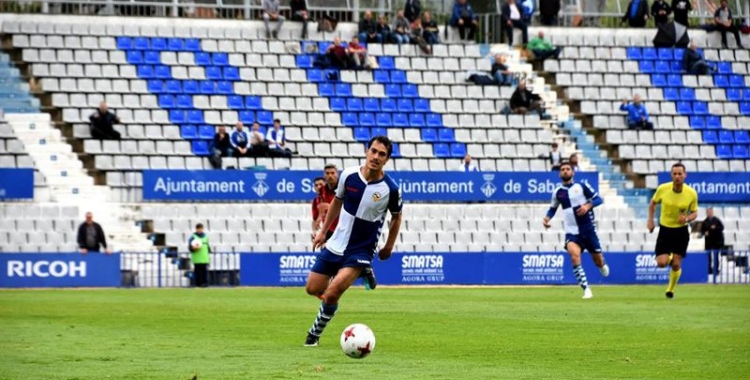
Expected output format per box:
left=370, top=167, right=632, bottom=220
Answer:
left=303, top=136, right=403, bottom=347
left=543, top=162, right=610, bottom=299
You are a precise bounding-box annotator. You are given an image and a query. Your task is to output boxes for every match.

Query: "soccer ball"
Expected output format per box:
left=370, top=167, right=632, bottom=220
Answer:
left=340, top=323, right=376, bottom=359
left=190, top=239, right=202, bottom=251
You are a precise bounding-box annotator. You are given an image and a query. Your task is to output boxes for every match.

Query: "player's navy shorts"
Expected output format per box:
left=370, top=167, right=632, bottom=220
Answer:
left=310, top=247, right=373, bottom=277
left=565, top=232, right=603, bottom=254
left=655, top=225, right=690, bottom=257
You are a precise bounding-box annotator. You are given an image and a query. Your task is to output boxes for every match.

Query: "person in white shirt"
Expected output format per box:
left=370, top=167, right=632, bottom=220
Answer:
left=266, top=119, right=293, bottom=158
left=262, top=0, right=285, bottom=39
left=459, top=154, right=479, bottom=172
left=501, top=0, right=529, bottom=46
left=248, top=121, right=268, bottom=157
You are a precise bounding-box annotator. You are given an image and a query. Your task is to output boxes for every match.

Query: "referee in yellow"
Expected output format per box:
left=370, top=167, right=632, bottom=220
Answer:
left=647, top=163, right=698, bottom=299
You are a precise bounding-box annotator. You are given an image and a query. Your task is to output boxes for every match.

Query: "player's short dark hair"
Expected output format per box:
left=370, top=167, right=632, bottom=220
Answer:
left=273, top=119, right=280, bottom=123
left=671, top=162, right=686, bottom=172
left=314, top=176, right=325, bottom=182
left=569, top=153, right=577, bottom=160
left=367, top=135, right=393, bottom=158
left=324, top=164, right=337, bottom=171
left=196, top=223, right=204, bottom=229
left=559, top=161, right=572, bottom=170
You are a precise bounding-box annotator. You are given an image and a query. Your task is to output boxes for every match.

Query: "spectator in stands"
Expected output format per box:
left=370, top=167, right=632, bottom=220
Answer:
left=620, top=95, right=653, bottom=130
left=377, top=15, right=392, bottom=43
left=89, top=101, right=121, bottom=140
left=392, top=9, right=411, bottom=46
left=539, top=142, right=563, bottom=171
left=622, top=0, right=649, bottom=28
left=683, top=43, right=712, bottom=75
left=266, top=119, right=293, bottom=158
left=188, top=223, right=210, bottom=288
left=701, top=207, right=725, bottom=275
left=404, top=0, right=422, bottom=23
left=77, top=212, right=110, bottom=254
left=569, top=153, right=580, bottom=171
left=410, top=19, right=432, bottom=55
left=713, top=0, right=744, bottom=49
left=501, top=0, right=528, bottom=46
left=213, top=126, right=232, bottom=158
left=348, top=36, right=372, bottom=69
left=450, top=0, right=479, bottom=41
left=510, top=81, right=543, bottom=115
left=290, top=0, right=309, bottom=39
left=358, top=11, right=383, bottom=43
left=459, top=154, right=479, bottom=171
left=671, top=0, right=691, bottom=26
left=230, top=121, right=250, bottom=157
left=527, top=31, right=563, bottom=61
left=539, top=0, right=561, bottom=25
left=422, top=11, right=441, bottom=45
left=326, top=37, right=349, bottom=69
left=262, top=0, right=285, bottom=39
left=651, top=0, right=671, bottom=26
left=249, top=121, right=268, bottom=157
left=521, top=0, right=535, bottom=24
left=491, top=54, right=513, bottom=86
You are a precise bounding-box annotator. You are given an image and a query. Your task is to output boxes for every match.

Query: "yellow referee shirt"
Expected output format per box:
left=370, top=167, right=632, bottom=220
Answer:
left=652, top=182, right=699, bottom=228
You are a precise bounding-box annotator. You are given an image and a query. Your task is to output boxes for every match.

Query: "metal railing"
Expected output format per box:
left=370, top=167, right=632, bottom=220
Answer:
left=708, top=250, right=750, bottom=284
left=121, top=251, right=240, bottom=287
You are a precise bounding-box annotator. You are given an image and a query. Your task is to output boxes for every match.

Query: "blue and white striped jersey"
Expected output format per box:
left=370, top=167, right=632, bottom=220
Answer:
left=546, top=181, right=602, bottom=235
left=326, top=166, right=403, bottom=256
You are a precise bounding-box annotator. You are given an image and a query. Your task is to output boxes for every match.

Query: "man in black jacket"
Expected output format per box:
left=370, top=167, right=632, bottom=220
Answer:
left=77, top=212, right=111, bottom=254
left=651, top=0, right=671, bottom=26
left=671, top=0, right=691, bottom=26
left=358, top=10, right=382, bottom=43
left=510, top=81, right=542, bottom=115
left=701, top=207, right=725, bottom=275
left=89, top=101, right=121, bottom=140
left=290, top=0, right=309, bottom=39
left=539, top=0, right=560, bottom=25
left=622, top=0, right=649, bottom=27
left=501, top=0, right=528, bottom=46
left=683, top=43, right=711, bottom=75
left=404, top=0, right=421, bottom=23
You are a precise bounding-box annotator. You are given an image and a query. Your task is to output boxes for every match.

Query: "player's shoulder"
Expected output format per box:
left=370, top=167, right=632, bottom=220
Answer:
left=656, top=182, right=672, bottom=192
left=683, top=184, right=699, bottom=197
left=340, top=166, right=361, bottom=180
left=382, top=172, right=400, bottom=193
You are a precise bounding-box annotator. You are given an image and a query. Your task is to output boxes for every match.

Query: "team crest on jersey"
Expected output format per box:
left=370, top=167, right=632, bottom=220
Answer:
left=372, top=192, right=382, bottom=201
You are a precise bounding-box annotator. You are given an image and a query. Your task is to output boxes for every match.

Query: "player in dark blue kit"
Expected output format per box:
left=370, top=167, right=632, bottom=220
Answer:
left=542, top=162, right=610, bottom=299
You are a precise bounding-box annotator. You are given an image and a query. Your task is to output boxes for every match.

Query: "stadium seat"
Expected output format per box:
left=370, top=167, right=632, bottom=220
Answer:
left=663, top=88, right=679, bottom=101
left=717, top=62, right=732, bottom=74
left=212, top=53, right=229, bottom=66
left=335, top=83, right=352, bottom=97
left=729, top=75, right=743, bottom=87
left=371, top=127, right=387, bottom=137
left=354, top=127, right=370, bottom=142
left=655, top=60, right=670, bottom=73
left=158, top=94, right=175, bottom=108
left=666, top=74, right=682, bottom=87
left=181, top=125, right=197, bottom=139
left=133, top=37, right=149, bottom=50
left=330, top=97, right=346, bottom=112
left=151, top=37, right=167, bottom=51
left=195, top=52, right=210, bottom=65
left=673, top=48, right=684, bottom=61
left=438, top=128, right=455, bottom=142
left=257, top=111, right=273, bottom=125
left=732, top=145, right=748, bottom=159
left=245, top=96, right=262, bottom=110
left=374, top=70, right=390, bottom=83
left=223, top=67, right=240, bottom=80
left=669, top=61, right=682, bottom=73
left=239, top=110, right=255, bottom=123
left=381, top=98, right=397, bottom=112
left=689, top=117, right=705, bottom=129
left=187, top=110, right=204, bottom=124
left=165, top=80, right=181, bottom=93
left=378, top=57, right=395, bottom=69
left=391, top=142, right=401, bottom=158
left=206, top=66, right=222, bottom=80
left=359, top=113, right=375, bottom=127
left=126, top=50, right=143, bottom=64
left=198, top=125, right=215, bottom=139
left=676, top=101, right=692, bottom=115
left=227, top=95, right=243, bottom=109
left=169, top=110, right=186, bottom=124
left=450, top=143, right=467, bottom=157
left=714, top=75, right=729, bottom=87
left=393, top=113, right=408, bottom=127
left=138, top=65, right=155, bottom=79
left=296, top=55, right=313, bottom=68
left=692, top=101, right=708, bottom=115
left=651, top=74, right=666, bottom=87
left=409, top=113, right=425, bottom=127
left=199, top=81, right=216, bottom=94
left=642, top=48, right=657, bottom=60
left=626, top=47, right=642, bottom=60
left=433, top=143, right=450, bottom=157
left=398, top=99, right=413, bottom=112
left=421, top=128, right=438, bottom=142
left=185, top=38, right=201, bottom=51
left=385, top=84, right=401, bottom=97
left=191, top=140, right=210, bottom=156
left=716, top=144, right=732, bottom=158
left=376, top=113, right=391, bottom=126
left=727, top=88, right=742, bottom=101
left=217, top=81, right=232, bottom=94
left=426, top=114, right=442, bottom=127
left=743, top=89, right=750, bottom=101
left=116, top=36, right=132, bottom=50
left=342, top=112, right=358, bottom=126
left=155, top=65, right=171, bottom=79
left=318, top=83, right=334, bottom=96
left=719, top=130, right=734, bottom=143
left=364, top=98, right=380, bottom=112
left=183, top=80, right=199, bottom=94
left=347, top=98, right=363, bottom=112
left=706, top=116, right=722, bottom=129
left=391, top=71, right=407, bottom=83
left=679, top=88, right=695, bottom=101
left=307, top=69, right=323, bottom=82
left=148, top=79, right=164, bottom=93
left=736, top=130, right=750, bottom=144
left=657, top=48, right=672, bottom=60
left=740, top=102, right=750, bottom=115
left=702, top=130, right=718, bottom=144
left=167, top=38, right=184, bottom=51
left=402, top=84, right=418, bottom=98
left=414, top=99, right=430, bottom=112
left=639, top=61, right=655, bottom=73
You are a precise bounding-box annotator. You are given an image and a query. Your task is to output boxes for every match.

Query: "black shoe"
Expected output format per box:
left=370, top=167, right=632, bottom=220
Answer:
left=666, top=291, right=674, bottom=299
left=304, top=332, right=319, bottom=347
left=362, top=266, right=377, bottom=290
left=272, top=31, right=278, bottom=39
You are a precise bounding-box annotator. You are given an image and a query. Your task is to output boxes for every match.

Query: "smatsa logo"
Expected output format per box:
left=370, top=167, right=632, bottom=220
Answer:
left=522, top=255, right=565, bottom=267
left=279, top=255, right=316, bottom=269
left=7, top=260, right=87, bottom=277
left=636, top=254, right=658, bottom=267
left=401, top=255, right=443, bottom=268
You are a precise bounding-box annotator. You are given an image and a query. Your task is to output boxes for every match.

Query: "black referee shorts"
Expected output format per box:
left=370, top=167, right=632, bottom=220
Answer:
left=655, top=225, right=690, bottom=257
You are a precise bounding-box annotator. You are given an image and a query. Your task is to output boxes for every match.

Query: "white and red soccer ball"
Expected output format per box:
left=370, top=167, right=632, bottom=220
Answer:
left=340, top=323, right=376, bottom=359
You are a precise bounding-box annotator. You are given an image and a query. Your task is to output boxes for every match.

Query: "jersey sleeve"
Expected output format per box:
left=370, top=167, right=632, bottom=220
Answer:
left=335, top=169, right=349, bottom=199
left=582, top=181, right=597, bottom=199
left=388, top=185, right=403, bottom=215
left=546, top=189, right=560, bottom=218
left=651, top=184, right=664, bottom=204
left=311, top=198, right=319, bottom=221
left=689, top=190, right=698, bottom=212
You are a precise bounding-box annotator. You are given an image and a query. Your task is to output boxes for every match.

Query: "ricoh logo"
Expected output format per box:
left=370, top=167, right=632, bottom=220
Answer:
left=7, top=260, right=87, bottom=278
left=402, top=255, right=443, bottom=268
left=636, top=254, right=658, bottom=267
left=522, top=254, right=565, bottom=268
left=279, top=255, right=316, bottom=269
left=252, top=173, right=270, bottom=197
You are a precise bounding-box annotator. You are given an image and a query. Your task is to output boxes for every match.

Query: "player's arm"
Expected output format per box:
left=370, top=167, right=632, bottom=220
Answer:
left=542, top=192, right=560, bottom=228
left=679, top=195, right=699, bottom=225
left=379, top=212, right=402, bottom=261
left=577, top=183, right=603, bottom=216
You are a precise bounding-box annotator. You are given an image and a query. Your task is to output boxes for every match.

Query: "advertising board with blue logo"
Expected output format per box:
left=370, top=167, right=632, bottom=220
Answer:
left=142, top=170, right=599, bottom=202
left=0, top=253, right=121, bottom=288
left=657, top=171, right=750, bottom=202
left=0, top=168, right=34, bottom=200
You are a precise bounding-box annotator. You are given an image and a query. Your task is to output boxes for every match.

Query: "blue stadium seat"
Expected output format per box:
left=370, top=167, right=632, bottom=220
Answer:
left=639, top=60, right=655, bottom=73
left=414, top=99, right=430, bottom=112
left=719, top=130, right=735, bottom=143
left=378, top=57, right=395, bottom=69
left=169, top=110, right=186, bottom=124
left=381, top=98, right=397, bottom=112
left=626, top=47, right=642, bottom=60
left=137, top=65, right=155, bottom=79
left=676, top=101, right=692, bottom=114
left=191, top=140, right=210, bottom=156
left=308, top=69, right=324, bottom=82
left=228, top=95, right=243, bottom=109
left=397, top=99, right=413, bottom=112
left=212, top=53, right=229, bottom=66
left=374, top=70, right=390, bottom=83
left=391, top=142, right=400, bottom=158
left=679, top=88, right=695, bottom=101
left=651, top=74, right=666, bottom=86
left=163, top=80, right=179, bottom=94
left=717, top=62, right=732, bottom=74
left=151, top=37, right=167, bottom=51
left=657, top=48, right=672, bottom=60
left=667, top=74, right=682, bottom=87
left=216, top=81, right=233, bottom=94
left=733, top=145, right=749, bottom=159
left=669, top=61, right=682, bottom=73
left=206, top=66, right=222, bottom=80
left=195, top=52, right=210, bottom=66
left=714, top=75, right=729, bottom=87
left=239, top=111, right=255, bottom=123
left=318, top=83, right=335, bottom=96
left=296, top=55, right=313, bottom=68
left=144, top=51, right=161, bottom=64
left=318, top=41, right=332, bottom=52
left=359, top=113, right=376, bottom=127
left=702, top=130, right=718, bottom=143
left=245, top=96, right=262, bottom=110
left=371, top=127, right=387, bottom=137
left=439, top=128, right=455, bottom=142
left=158, top=95, right=175, bottom=108
left=736, top=130, right=750, bottom=144
left=185, top=38, right=201, bottom=51
left=364, top=98, right=380, bottom=111
left=126, top=50, right=143, bottom=64
left=392, top=113, right=408, bottom=126
left=257, top=111, right=273, bottom=125
left=402, top=84, right=418, bottom=98
left=354, top=127, right=370, bottom=142
left=421, top=128, right=438, bottom=142
left=343, top=112, right=358, bottom=126
left=433, top=143, right=450, bottom=157
left=167, top=38, right=184, bottom=51
left=347, top=98, right=363, bottom=111
left=116, top=37, right=132, bottom=50
left=743, top=89, right=750, bottom=100
left=673, top=48, right=685, bottom=61
left=692, top=101, right=708, bottom=115
left=376, top=113, right=391, bottom=126
left=198, top=125, right=215, bottom=139
left=409, top=113, right=425, bottom=127
left=706, top=115, right=722, bottom=129
left=181, top=125, right=197, bottom=139
left=450, top=143, right=467, bottom=158
left=187, top=110, right=204, bottom=124
left=198, top=81, right=215, bottom=94
left=663, top=87, right=679, bottom=101
left=740, top=102, right=750, bottom=115
left=426, top=113, right=442, bottom=127
left=642, top=48, right=657, bottom=60
left=385, top=84, right=401, bottom=97
left=147, top=79, right=164, bottom=93
left=729, top=74, right=744, bottom=87
left=689, top=116, right=705, bottom=129
left=655, top=60, right=670, bottom=73
left=727, top=88, right=742, bottom=101
left=183, top=80, right=199, bottom=94
left=715, top=144, right=732, bottom=158
left=133, top=37, right=150, bottom=50
left=155, top=65, right=171, bottom=79
left=330, top=97, right=347, bottom=111
left=224, top=67, right=240, bottom=80
left=391, top=71, right=407, bottom=83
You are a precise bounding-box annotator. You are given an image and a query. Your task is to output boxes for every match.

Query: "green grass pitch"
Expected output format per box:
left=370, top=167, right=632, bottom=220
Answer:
left=1, top=285, right=748, bottom=380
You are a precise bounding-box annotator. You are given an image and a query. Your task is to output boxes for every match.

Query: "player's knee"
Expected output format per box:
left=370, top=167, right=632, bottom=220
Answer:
left=671, top=263, right=681, bottom=271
